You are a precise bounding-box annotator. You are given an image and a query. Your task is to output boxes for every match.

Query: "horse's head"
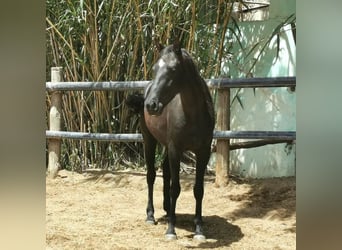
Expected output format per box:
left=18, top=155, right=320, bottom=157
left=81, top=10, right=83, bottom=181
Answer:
left=145, top=41, right=184, bottom=116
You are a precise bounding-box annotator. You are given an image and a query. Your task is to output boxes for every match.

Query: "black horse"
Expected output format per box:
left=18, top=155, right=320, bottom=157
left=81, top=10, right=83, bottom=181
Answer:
left=127, top=41, right=214, bottom=240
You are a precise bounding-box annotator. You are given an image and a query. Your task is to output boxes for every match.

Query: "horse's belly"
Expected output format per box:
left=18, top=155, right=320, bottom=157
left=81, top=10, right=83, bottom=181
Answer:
left=179, top=125, right=213, bottom=151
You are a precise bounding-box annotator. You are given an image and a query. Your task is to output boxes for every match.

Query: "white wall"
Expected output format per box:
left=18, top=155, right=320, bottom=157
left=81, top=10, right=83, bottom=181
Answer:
left=230, top=86, right=296, bottom=178
left=224, top=1, right=296, bottom=178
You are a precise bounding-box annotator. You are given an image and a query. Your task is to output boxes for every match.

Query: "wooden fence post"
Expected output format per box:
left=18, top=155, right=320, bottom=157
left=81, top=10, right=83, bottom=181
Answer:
left=215, top=89, right=230, bottom=187
left=47, top=67, right=63, bottom=178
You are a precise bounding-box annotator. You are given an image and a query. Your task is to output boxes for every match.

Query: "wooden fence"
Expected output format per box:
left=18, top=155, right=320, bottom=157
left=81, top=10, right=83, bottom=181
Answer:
left=46, top=67, right=296, bottom=186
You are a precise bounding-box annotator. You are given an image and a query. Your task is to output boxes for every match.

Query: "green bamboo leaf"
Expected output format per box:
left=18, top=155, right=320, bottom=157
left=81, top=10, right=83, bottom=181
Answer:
left=231, top=88, right=244, bottom=110
left=245, top=41, right=261, bottom=59
left=236, top=94, right=244, bottom=110
left=276, top=33, right=280, bottom=59
left=228, top=26, right=244, bottom=51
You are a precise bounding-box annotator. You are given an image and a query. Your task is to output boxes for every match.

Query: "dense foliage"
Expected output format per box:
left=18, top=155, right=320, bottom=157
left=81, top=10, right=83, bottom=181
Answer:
left=46, top=0, right=237, bottom=171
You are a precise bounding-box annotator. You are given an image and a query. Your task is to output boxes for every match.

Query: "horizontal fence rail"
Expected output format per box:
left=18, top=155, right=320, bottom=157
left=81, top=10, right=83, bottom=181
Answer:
left=46, top=130, right=296, bottom=142
left=213, top=130, right=296, bottom=140
left=46, top=76, right=296, bottom=92
left=46, top=80, right=149, bottom=91
left=46, top=131, right=144, bottom=142
left=207, top=76, right=296, bottom=89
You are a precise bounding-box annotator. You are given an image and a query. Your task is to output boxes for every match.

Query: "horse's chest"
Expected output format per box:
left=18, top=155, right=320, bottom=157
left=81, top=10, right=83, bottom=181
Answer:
left=144, top=109, right=168, bottom=145
left=144, top=95, right=213, bottom=149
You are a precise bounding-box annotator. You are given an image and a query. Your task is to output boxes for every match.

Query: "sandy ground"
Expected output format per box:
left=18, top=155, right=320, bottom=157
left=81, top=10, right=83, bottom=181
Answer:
left=46, top=169, right=296, bottom=249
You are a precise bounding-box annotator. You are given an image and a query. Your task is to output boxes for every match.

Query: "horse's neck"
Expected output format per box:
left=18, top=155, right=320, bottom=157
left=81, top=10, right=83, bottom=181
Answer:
left=180, top=77, right=211, bottom=118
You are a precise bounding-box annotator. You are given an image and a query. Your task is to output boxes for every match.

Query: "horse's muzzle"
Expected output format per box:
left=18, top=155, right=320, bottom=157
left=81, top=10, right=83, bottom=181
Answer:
left=145, top=99, right=163, bottom=116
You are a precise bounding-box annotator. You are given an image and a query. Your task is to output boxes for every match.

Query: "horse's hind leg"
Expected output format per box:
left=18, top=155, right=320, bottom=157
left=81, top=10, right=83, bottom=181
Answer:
left=144, top=134, right=157, bottom=224
left=193, top=146, right=211, bottom=240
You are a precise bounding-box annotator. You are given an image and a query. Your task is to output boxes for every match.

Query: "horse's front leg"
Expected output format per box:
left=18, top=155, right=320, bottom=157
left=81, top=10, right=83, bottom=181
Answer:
left=165, top=144, right=181, bottom=240
left=193, top=146, right=211, bottom=240
left=144, top=135, right=157, bottom=224
left=162, top=154, right=170, bottom=216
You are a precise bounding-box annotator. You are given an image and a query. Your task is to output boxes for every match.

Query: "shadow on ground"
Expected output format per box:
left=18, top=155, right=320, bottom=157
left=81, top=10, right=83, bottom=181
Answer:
left=157, top=213, right=243, bottom=249
left=227, top=177, right=296, bottom=221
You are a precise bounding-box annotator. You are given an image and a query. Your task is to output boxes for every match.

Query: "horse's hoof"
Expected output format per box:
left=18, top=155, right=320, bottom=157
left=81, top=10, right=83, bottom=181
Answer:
left=165, top=233, right=177, bottom=240
left=146, top=219, right=156, bottom=225
left=193, top=234, right=206, bottom=241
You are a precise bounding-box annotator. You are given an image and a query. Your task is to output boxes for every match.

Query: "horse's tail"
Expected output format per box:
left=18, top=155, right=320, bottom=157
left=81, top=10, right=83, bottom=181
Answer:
left=125, top=93, right=144, bottom=114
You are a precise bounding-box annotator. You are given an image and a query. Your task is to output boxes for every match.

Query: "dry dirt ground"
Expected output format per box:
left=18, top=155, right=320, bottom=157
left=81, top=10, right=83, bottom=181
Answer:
left=46, top=169, right=296, bottom=249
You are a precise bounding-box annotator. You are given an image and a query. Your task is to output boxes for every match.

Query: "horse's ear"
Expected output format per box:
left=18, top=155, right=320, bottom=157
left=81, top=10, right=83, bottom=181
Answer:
left=154, top=38, right=164, bottom=52
left=173, top=39, right=181, bottom=56
left=156, top=43, right=164, bottom=52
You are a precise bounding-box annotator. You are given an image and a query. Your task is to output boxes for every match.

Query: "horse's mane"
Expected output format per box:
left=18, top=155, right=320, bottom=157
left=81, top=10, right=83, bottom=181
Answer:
left=180, top=49, right=215, bottom=121
left=159, top=45, right=212, bottom=105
